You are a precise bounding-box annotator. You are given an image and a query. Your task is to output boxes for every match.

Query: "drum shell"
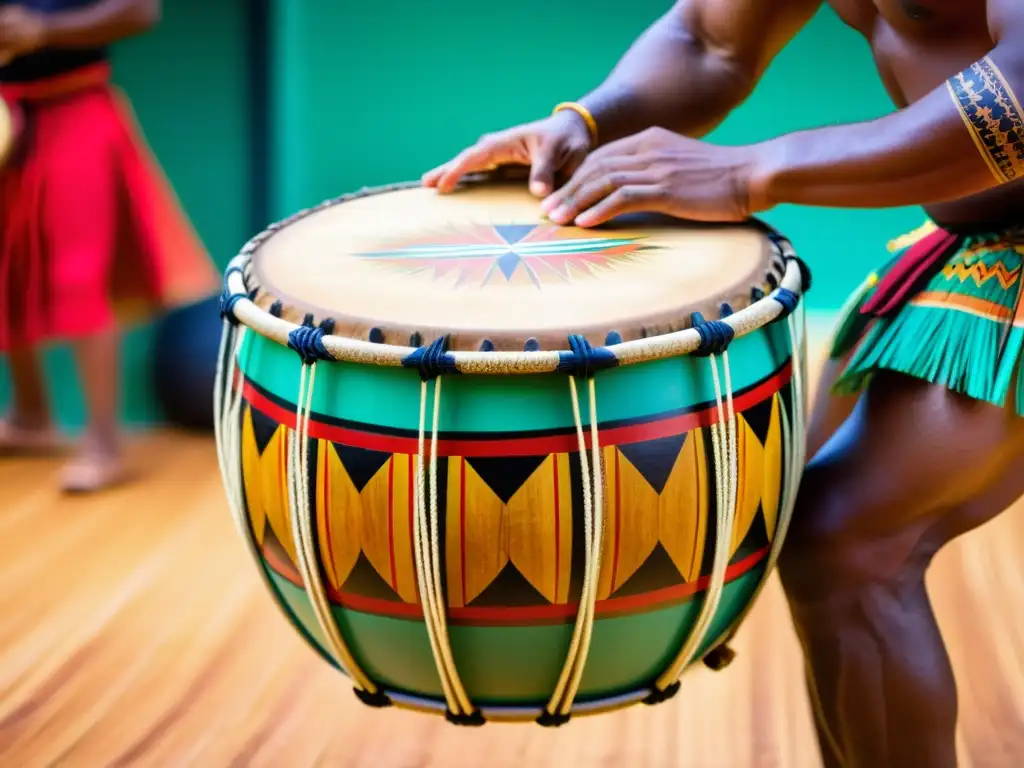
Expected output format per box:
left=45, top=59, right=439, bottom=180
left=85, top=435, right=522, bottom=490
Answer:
left=231, top=318, right=799, bottom=715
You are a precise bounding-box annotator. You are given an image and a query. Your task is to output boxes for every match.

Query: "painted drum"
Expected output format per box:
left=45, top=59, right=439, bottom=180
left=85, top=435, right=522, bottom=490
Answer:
left=214, top=179, right=812, bottom=726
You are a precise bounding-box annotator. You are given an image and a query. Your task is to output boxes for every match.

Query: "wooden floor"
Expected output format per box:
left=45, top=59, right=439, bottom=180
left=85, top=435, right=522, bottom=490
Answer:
left=2, top=336, right=1023, bottom=767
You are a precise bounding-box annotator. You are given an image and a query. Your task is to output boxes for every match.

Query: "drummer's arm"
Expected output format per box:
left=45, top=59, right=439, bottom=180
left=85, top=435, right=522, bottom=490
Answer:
left=578, top=0, right=823, bottom=146
left=750, top=0, right=1024, bottom=210
left=35, top=0, right=159, bottom=49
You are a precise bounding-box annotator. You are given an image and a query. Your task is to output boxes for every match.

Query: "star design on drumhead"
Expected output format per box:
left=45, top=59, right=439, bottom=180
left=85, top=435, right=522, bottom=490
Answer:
left=352, top=224, right=658, bottom=288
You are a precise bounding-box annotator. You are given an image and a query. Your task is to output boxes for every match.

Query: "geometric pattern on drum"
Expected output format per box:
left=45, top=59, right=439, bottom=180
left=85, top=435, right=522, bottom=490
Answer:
left=353, top=224, right=659, bottom=289
left=240, top=389, right=786, bottom=626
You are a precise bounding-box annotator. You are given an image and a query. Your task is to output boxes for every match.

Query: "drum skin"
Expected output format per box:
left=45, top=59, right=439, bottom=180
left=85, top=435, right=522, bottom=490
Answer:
left=233, top=315, right=797, bottom=713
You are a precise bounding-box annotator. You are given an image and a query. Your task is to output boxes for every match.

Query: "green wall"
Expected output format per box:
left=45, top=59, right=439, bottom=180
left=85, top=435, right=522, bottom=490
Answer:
left=270, top=2, right=924, bottom=311
left=0, top=0, right=252, bottom=428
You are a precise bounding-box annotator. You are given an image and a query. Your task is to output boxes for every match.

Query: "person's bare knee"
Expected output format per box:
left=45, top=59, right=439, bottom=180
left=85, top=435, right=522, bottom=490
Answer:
left=782, top=372, right=1023, bottom=607
left=779, top=460, right=929, bottom=612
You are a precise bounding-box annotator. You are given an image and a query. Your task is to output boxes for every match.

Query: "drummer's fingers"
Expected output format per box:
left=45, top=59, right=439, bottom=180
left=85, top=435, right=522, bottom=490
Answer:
left=528, top=133, right=589, bottom=198
left=422, top=144, right=492, bottom=192
left=559, top=147, right=589, bottom=182
left=545, top=172, right=657, bottom=225
left=432, top=149, right=487, bottom=193
left=421, top=163, right=448, bottom=187
left=434, top=136, right=527, bottom=194
left=527, top=137, right=559, bottom=198
left=421, top=169, right=445, bottom=188
left=573, top=185, right=670, bottom=228
left=541, top=154, right=648, bottom=214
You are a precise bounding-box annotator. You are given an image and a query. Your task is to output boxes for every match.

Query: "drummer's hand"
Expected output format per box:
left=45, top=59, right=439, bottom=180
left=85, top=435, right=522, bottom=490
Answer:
left=540, top=127, right=767, bottom=228
left=422, top=111, right=593, bottom=197
left=0, top=6, right=47, bottom=60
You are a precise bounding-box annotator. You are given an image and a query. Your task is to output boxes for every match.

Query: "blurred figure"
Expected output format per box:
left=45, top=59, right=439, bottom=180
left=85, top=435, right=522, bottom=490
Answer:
left=0, top=0, right=217, bottom=492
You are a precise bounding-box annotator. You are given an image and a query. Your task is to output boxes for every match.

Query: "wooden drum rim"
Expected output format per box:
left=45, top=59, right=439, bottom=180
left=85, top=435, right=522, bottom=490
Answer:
left=221, top=180, right=809, bottom=375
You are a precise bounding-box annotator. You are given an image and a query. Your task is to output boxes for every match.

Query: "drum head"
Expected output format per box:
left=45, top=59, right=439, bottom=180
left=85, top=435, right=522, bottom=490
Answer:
left=249, top=181, right=780, bottom=352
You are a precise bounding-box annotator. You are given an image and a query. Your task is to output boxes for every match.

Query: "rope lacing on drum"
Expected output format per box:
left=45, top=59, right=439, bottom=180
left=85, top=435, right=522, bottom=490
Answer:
left=401, top=337, right=483, bottom=727
left=214, top=313, right=249, bottom=549
left=538, top=334, right=610, bottom=727
left=283, top=318, right=389, bottom=704
left=696, top=244, right=811, bottom=674
left=556, top=334, right=618, bottom=378
left=218, top=265, right=254, bottom=327
left=772, top=251, right=809, bottom=561
left=212, top=268, right=361, bottom=679
left=216, top=268, right=267, bottom=587
left=642, top=305, right=740, bottom=701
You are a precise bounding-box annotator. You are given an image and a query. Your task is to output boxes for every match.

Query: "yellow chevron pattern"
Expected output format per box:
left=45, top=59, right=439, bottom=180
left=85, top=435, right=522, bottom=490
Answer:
left=446, top=454, right=574, bottom=607
left=241, top=407, right=293, bottom=563
left=315, top=441, right=420, bottom=603
left=240, top=391, right=787, bottom=609
left=596, top=394, right=783, bottom=600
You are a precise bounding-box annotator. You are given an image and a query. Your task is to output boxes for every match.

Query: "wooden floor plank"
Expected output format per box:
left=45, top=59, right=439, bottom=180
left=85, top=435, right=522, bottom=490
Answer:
left=1, top=336, right=1021, bottom=767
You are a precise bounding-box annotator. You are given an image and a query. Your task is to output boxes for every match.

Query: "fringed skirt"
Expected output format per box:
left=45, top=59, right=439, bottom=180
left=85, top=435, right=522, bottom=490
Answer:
left=829, top=220, right=1024, bottom=416
left=0, top=63, right=218, bottom=352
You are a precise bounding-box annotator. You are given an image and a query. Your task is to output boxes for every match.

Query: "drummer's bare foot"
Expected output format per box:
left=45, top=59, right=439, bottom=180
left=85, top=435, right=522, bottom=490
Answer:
left=0, top=416, right=66, bottom=456
left=60, top=443, right=128, bottom=494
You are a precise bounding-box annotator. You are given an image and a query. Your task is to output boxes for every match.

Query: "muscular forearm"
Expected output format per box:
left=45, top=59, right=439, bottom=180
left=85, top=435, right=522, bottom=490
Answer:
left=40, top=0, right=159, bottom=49
left=751, top=54, right=1024, bottom=212
left=576, top=12, right=755, bottom=145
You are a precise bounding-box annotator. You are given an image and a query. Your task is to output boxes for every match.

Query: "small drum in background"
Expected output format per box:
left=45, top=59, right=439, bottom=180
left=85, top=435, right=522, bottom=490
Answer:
left=214, top=180, right=811, bottom=726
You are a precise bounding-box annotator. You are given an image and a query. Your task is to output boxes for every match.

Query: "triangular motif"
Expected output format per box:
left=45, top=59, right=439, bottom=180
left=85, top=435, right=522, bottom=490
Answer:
left=331, top=442, right=391, bottom=491
left=469, top=561, right=550, bottom=607
left=741, top=397, right=775, bottom=445
left=618, top=432, right=688, bottom=494
left=342, top=551, right=403, bottom=601
left=610, top=542, right=686, bottom=598
left=464, top=455, right=548, bottom=504
left=249, top=406, right=280, bottom=454
left=734, top=505, right=770, bottom=559
left=493, top=224, right=536, bottom=244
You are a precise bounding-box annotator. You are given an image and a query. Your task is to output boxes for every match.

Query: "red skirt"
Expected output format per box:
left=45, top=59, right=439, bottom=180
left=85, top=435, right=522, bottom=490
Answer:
left=0, top=63, right=219, bottom=351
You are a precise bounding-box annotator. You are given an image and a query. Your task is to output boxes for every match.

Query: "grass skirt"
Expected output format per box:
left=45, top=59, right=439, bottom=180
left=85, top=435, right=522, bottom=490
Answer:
left=829, top=221, right=1024, bottom=416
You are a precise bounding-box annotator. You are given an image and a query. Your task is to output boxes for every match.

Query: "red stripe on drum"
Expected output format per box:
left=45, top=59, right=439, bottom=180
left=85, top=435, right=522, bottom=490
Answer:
left=262, top=544, right=769, bottom=626
left=241, top=363, right=792, bottom=458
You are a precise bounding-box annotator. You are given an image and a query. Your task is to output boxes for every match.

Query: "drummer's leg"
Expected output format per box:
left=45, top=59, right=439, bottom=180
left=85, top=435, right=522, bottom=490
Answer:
left=778, top=371, right=1024, bottom=768
left=795, top=350, right=882, bottom=768
left=806, top=346, right=859, bottom=460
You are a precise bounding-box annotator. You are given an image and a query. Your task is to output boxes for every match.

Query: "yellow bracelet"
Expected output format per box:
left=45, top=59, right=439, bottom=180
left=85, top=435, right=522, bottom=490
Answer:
left=553, top=101, right=598, bottom=146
